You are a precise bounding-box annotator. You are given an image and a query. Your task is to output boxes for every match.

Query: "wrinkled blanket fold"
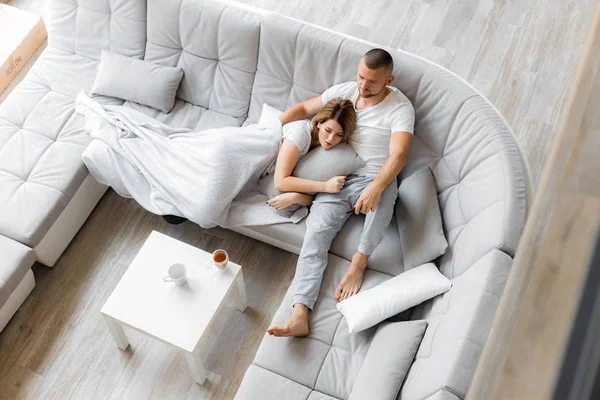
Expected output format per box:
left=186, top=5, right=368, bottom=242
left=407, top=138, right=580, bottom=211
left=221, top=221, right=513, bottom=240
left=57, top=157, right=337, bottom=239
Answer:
left=76, top=92, right=308, bottom=227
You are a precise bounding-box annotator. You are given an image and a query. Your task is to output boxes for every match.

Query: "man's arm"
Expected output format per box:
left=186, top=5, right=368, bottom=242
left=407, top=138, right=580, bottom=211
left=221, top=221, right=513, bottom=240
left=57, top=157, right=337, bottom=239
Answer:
left=280, top=95, right=324, bottom=125
left=354, top=131, right=412, bottom=214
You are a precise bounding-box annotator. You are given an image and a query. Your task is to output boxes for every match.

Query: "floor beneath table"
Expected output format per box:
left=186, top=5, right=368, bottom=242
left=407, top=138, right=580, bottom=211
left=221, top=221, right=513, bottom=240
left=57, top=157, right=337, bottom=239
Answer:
left=0, top=0, right=595, bottom=399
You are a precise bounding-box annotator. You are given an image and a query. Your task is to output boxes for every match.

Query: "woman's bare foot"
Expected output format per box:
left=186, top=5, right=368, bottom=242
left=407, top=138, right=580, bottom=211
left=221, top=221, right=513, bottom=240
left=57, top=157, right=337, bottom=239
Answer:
left=267, top=304, right=310, bottom=337
left=334, top=252, right=368, bottom=301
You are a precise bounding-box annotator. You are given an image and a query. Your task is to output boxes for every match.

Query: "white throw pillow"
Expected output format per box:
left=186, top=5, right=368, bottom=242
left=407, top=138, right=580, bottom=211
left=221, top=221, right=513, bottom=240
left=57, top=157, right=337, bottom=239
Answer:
left=337, top=263, right=452, bottom=333
left=258, top=103, right=283, bottom=135
left=91, top=50, right=184, bottom=113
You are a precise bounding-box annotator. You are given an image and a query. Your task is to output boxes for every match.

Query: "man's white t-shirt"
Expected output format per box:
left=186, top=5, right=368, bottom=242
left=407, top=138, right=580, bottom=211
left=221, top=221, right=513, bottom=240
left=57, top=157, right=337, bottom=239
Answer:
left=322, top=81, right=415, bottom=176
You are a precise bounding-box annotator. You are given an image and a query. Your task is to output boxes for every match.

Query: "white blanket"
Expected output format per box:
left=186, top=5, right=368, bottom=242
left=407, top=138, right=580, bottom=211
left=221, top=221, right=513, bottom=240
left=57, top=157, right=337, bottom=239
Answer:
left=76, top=92, right=308, bottom=228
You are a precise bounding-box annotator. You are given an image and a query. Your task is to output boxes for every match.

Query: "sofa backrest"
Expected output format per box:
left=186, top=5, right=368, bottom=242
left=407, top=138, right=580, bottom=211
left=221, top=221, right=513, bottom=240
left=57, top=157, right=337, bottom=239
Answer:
left=252, top=12, right=531, bottom=399
left=144, top=0, right=262, bottom=124
left=47, top=0, right=147, bottom=60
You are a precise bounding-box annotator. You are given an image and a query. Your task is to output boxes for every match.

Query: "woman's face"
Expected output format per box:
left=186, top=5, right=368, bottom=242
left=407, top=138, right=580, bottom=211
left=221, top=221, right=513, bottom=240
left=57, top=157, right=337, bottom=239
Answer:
left=317, top=119, right=345, bottom=149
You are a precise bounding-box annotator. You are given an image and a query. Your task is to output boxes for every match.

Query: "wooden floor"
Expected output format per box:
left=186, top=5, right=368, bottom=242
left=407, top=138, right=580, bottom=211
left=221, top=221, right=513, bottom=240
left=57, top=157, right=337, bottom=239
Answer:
left=0, top=0, right=596, bottom=399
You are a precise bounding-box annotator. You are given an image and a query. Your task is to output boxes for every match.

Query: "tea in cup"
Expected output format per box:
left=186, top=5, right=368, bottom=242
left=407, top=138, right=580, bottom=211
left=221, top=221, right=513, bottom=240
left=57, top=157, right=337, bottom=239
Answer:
left=212, top=249, right=229, bottom=270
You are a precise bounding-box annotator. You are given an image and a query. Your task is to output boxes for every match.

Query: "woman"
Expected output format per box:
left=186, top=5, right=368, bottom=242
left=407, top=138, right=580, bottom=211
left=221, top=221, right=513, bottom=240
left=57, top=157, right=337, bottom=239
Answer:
left=266, top=98, right=357, bottom=212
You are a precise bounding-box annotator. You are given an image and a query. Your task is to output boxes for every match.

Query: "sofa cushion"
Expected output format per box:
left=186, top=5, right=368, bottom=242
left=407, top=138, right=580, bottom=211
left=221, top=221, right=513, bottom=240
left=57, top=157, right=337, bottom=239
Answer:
left=144, top=0, right=261, bottom=124
left=0, top=235, right=36, bottom=307
left=92, top=50, right=184, bottom=112
left=46, top=0, right=147, bottom=61
left=401, top=249, right=512, bottom=399
left=349, top=320, right=427, bottom=400
left=251, top=254, right=391, bottom=400
left=396, top=166, right=448, bottom=270
left=235, top=364, right=312, bottom=400
left=0, top=49, right=99, bottom=246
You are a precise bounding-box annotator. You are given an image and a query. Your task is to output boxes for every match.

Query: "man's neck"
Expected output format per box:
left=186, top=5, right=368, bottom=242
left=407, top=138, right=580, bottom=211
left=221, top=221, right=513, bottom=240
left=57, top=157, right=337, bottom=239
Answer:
left=355, top=87, right=391, bottom=110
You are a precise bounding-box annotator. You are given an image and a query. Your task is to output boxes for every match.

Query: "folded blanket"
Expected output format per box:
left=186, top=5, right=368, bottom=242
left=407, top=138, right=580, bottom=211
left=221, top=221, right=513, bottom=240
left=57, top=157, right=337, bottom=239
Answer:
left=76, top=92, right=308, bottom=228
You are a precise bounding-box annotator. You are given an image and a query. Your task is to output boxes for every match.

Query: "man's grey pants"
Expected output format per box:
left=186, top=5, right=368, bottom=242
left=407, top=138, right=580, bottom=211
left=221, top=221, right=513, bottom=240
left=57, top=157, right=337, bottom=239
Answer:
left=292, top=174, right=398, bottom=309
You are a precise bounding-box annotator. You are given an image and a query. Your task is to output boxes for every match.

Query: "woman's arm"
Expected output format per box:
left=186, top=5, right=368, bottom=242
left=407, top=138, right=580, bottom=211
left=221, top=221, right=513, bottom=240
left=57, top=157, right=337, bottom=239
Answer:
left=280, top=96, right=324, bottom=125
left=274, top=140, right=344, bottom=193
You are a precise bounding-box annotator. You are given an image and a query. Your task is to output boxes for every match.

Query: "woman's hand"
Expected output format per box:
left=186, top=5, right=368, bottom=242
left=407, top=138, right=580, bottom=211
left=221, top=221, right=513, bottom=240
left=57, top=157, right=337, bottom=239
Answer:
left=267, top=193, right=301, bottom=210
left=323, top=176, right=346, bottom=193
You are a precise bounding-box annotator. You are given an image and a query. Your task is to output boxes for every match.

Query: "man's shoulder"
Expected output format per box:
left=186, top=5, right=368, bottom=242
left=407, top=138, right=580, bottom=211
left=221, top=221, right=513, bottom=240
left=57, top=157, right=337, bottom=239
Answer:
left=388, top=88, right=415, bottom=111
left=325, top=81, right=356, bottom=95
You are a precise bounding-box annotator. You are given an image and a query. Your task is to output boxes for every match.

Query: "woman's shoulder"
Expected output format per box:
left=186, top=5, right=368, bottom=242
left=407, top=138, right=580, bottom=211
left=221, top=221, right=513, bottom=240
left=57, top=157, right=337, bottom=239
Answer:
left=283, top=119, right=312, bottom=155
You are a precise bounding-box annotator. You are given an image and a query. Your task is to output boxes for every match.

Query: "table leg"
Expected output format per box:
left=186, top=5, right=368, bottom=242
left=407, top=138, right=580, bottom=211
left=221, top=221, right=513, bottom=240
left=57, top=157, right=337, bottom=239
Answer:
left=185, top=351, right=207, bottom=385
left=103, top=315, right=130, bottom=350
left=234, top=272, right=247, bottom=312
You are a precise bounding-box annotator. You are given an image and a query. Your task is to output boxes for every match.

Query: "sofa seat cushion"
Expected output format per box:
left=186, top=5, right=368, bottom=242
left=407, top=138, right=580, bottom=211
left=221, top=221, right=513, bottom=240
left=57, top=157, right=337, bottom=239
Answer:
left=248, top=254, right=392, bottom=400
left=0, top=47, right=107, bottom=247
left=242, top=213, right=403, bottom=275
left=0, top=235, right=36, bottom=307
left=124, top=99, right=241, bottom=131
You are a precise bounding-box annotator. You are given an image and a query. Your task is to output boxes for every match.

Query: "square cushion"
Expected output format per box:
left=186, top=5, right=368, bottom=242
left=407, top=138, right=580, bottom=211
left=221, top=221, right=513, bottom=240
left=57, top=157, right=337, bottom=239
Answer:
left=0, top=235, right=36, bottom=307
left=396, top=166, right=448, bottom=270
left=92, top=50, right=183, bottom=112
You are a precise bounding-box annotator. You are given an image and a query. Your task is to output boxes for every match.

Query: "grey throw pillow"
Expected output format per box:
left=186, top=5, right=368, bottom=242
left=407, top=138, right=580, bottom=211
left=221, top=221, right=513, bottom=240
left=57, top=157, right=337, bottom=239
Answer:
left=349, top=320, right=428, bottom=400
left=293, top=143, right=365, bottom=190
left=91, top=50, right=184, bottom=113
left=396, top=166, right=448, bottom=270
left=259, top=142, right=365, bottom=217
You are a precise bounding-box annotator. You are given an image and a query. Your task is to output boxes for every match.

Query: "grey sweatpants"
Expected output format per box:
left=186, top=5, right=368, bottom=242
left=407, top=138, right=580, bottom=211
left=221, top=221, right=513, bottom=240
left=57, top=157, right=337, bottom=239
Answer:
left=292, top=174, right=398, bottom=309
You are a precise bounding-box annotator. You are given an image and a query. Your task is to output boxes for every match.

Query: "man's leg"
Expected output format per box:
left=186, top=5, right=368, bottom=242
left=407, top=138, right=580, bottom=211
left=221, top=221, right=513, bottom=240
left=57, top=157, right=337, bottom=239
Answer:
left=335, top=179, right=398, bottom=300
left=268, top=185, right=356, bottom=337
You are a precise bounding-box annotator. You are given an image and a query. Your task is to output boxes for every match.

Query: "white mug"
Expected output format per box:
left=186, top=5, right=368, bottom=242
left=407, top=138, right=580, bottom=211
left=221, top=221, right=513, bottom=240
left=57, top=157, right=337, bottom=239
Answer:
left=163, top=263, right=187, bottom=286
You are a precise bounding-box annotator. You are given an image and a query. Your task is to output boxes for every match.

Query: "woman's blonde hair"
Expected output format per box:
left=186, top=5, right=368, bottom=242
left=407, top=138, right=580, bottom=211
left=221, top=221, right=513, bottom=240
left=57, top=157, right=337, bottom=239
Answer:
left=310, top=98, right=356, bottom=147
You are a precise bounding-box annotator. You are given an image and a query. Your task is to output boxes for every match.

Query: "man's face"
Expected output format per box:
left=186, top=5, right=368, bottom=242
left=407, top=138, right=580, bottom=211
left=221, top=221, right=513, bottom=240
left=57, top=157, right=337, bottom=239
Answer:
left=356, top=58, right=393, bottom=99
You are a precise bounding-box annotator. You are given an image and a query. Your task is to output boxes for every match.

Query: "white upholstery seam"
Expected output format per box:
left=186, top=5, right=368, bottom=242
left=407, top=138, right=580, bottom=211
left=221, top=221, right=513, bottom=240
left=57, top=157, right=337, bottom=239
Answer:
left=0, top=182, right=24, bottom=217
left=440, top=94, right=478, bottom=155
left=23, top=180, right=70, bottom=201
left=254, top=70, right=320, bottom=96
left=51, top=0, right=146, bottom=22
left=145, top=39, right=258, bottom=75
left=247, top=364, right=313, bottom=394
left=313, top=316, right=345, bottom=391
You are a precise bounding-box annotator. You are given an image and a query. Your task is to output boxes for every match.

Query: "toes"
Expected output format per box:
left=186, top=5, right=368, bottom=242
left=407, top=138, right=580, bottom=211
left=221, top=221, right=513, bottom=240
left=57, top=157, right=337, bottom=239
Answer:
left=334, top=286, right=342, bottom=300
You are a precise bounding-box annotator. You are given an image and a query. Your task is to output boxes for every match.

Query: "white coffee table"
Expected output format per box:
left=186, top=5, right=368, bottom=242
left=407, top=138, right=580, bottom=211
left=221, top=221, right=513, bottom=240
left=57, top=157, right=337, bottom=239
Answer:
left=101, top=230, right=247, bottom=385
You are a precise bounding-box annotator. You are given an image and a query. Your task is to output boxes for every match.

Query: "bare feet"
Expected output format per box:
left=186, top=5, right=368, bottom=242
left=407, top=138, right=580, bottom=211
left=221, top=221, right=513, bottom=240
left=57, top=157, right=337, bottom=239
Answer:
left=267, top=304, right=310, bottom=337
left=334, top=252, right=368, bottom=301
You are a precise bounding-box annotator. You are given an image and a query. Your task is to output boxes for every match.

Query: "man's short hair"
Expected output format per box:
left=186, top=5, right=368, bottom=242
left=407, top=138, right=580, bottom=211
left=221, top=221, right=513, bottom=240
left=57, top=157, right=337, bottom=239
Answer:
left=362, top=48, right=393, bottom=75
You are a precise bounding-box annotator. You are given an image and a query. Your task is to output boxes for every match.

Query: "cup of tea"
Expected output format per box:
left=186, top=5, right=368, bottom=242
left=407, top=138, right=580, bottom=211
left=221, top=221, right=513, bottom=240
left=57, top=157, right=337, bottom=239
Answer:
left=163, top=263, right=187, bottom=286
left=212, top=249, right=229, bottom=271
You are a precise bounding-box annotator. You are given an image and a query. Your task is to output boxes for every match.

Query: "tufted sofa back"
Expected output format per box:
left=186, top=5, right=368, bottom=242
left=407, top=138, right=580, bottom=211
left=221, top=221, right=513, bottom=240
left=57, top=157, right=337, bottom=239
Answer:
left=143, top=0, right=262, bottom=125
left=46, top=0, right=147, bottom=60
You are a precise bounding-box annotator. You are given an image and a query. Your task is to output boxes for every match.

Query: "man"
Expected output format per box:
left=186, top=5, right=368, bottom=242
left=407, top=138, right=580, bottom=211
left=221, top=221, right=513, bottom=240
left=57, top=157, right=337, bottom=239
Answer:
left=268, top=48, right=415, bottom=337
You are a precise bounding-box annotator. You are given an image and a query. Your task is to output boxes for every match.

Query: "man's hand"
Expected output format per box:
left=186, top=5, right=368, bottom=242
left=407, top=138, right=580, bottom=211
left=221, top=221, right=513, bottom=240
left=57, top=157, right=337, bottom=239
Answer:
left=354, top=182, right=383, bottom=214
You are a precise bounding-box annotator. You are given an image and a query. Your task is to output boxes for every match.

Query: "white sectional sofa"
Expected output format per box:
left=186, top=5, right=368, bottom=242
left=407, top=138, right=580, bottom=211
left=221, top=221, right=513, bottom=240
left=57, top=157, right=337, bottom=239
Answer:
left=0, top=0, right=533, bottom=398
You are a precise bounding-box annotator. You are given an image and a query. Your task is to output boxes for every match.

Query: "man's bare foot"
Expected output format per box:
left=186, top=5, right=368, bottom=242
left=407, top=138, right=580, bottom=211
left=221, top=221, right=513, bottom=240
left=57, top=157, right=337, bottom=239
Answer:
left=335, top=252, right=368, bottom=301
left=267, top=304, right=310, bottom=337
